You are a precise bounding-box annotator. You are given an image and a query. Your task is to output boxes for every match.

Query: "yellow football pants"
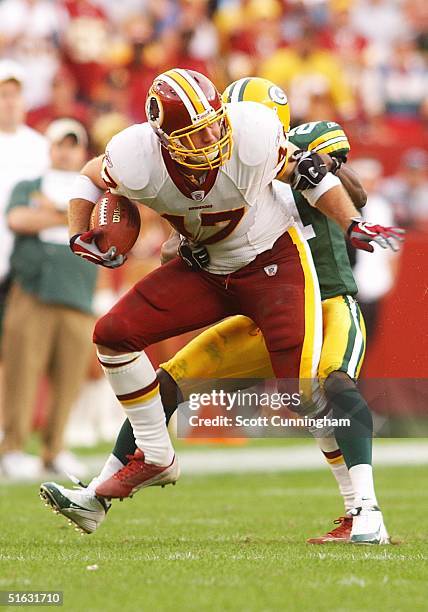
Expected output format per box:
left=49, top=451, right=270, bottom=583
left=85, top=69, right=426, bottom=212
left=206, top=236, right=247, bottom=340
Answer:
left=161, top=295, right=366, bottom=392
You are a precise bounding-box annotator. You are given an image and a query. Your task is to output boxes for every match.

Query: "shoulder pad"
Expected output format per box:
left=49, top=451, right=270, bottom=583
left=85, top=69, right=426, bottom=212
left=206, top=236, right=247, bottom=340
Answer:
left=105, top=123, right=158, bottom=191
left=227, top=101, right=284, bottom=167
left=289, top=121, right=350, bottom=157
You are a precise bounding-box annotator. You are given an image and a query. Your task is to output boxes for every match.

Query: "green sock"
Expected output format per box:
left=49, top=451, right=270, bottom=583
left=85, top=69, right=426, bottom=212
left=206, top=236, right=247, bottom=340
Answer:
left=330, top=387, right=373, bottom=469
left=112, top=419, right=137, bottom=464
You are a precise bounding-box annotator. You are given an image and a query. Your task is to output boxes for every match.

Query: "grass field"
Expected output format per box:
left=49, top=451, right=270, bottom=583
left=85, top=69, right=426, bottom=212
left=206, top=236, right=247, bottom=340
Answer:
left=0, top=465, right=427, bottom=612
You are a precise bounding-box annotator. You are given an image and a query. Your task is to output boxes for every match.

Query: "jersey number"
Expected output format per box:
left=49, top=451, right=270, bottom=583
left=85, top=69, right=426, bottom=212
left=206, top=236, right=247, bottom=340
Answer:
left=163, top=207, right=245, bottom=245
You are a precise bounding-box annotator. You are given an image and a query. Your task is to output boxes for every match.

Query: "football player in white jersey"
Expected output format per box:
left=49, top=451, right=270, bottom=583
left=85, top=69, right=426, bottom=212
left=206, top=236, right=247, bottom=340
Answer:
left=65, top=68, right=401, bottom=503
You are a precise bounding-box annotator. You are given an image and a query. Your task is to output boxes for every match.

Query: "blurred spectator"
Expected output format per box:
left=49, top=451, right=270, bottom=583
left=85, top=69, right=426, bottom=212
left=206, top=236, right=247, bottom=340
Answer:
left=0, top=60, right=49, bottom=304
left=350, top=0, right=411, bottom=54
left=360, top=36, right=428, bottom=120
left=62, top=0, right=110, bottom=100
left=319, top=1, right=368, bottom=95
left=145, top=0, right=179, bottom=34
left=259, top=25, right=356, bottom=123
left=27, top=66, right=90, bottom=133
left=381, top=148, right=428, bottom=228
left=179, top=0, right=219, bottom=63
left=351, top=158, right=399, bottom=340
left=0, top=119, right=98, bottom=479
left=94, top=0, right=148, bottom=26
left=0, top=0, right=67, bottom=109
left=90, top=112, right=131, bottom=154
left=405, top=0, right=428, bottom=52
left=216, top=0, right=284, bottom=80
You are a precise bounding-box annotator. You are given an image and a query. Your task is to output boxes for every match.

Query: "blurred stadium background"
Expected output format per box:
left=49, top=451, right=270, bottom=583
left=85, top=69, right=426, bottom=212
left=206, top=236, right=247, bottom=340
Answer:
left=0, top=0, right=427, bottom=479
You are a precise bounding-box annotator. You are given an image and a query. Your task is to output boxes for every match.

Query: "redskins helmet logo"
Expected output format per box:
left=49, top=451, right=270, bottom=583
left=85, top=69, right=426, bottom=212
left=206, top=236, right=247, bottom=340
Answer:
left=146, top=94, right=163, bottom=128
left=268, top=85, right=288, bottom=106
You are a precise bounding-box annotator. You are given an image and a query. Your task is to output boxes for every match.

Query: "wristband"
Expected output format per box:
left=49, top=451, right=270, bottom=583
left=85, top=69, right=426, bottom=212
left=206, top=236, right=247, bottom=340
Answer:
left=69, top=174, right=103, bottom=203
left=302, top=173, right=341, bottom=207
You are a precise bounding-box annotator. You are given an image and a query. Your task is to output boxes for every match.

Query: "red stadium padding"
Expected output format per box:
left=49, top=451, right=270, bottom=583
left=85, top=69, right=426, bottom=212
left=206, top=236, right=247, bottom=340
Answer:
left=363, top=228, right=428, bottom=379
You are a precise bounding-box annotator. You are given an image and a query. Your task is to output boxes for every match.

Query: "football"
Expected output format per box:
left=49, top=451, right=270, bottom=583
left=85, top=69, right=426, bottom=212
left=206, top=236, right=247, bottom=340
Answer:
left=90, top=191, right=141, bottom=255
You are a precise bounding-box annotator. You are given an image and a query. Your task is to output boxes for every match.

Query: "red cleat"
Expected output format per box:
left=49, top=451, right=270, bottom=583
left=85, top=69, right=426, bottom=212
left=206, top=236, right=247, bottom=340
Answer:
left=95, top=449, right=180, bottom=499
left=307, top=516, right=353, bottom=544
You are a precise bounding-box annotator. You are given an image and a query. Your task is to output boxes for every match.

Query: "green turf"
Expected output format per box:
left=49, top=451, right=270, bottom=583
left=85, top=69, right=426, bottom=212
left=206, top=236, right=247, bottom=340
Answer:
left=0, top=466, right=426, bottom=612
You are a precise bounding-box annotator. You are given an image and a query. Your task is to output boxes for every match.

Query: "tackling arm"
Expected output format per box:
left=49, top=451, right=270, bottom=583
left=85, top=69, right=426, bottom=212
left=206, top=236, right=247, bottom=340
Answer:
left=336, top=165, right=367, bottom=209
left=310, top=180, right=404, bottom=252
left=315, top=184, right=360, bottom=232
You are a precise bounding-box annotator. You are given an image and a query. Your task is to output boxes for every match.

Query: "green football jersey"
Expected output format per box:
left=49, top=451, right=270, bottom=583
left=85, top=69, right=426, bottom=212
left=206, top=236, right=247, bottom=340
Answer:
left=288, top=121, right=358, bottom=300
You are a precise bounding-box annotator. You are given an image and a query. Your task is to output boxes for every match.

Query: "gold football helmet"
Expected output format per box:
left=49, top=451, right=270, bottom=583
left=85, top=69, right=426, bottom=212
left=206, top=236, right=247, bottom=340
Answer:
left=222, top=77, right=290, bottom=133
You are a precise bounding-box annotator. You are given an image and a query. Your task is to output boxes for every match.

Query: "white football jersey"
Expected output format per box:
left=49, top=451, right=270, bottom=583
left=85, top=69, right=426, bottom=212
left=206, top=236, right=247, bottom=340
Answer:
left=103, top=101, right=297, bottom=274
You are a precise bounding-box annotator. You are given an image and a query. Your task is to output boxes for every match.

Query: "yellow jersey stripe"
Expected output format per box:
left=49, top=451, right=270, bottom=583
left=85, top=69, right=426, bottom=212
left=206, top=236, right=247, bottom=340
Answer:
left=355, top=305, right=367, bottom=379
left=288, top=226, right=322, bottom=381
left=309, top=130, right=347, bottom=151
left=314, top=141, right=350, bottom=156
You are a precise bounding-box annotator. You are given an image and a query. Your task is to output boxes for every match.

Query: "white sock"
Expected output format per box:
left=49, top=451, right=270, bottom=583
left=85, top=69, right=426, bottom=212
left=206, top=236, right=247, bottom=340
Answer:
left=313, top=436, right=355, bottom=513
left=98, top=351, right=174, bottom=466
left=87, top=453, right=124, bottom=492
left=348, top=464, right=378, bottom=508
left=330, top=463, right=355, bottom=513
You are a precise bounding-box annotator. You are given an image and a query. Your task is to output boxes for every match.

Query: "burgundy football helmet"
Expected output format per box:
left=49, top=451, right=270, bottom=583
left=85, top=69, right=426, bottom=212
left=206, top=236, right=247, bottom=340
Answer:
left=145, top=68, right=232, bottom=170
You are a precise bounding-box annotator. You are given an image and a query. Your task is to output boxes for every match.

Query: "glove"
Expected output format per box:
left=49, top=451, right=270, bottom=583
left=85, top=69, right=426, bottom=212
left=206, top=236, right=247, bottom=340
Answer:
left=70, top=230, right=126, bottom=268
left=329, top=156, right=344, bottom=175
left=178, top=238, right=210, bottom=270
left=347, top=219, right=405, bottom=253
left=289, top=150, right=328, bottom=190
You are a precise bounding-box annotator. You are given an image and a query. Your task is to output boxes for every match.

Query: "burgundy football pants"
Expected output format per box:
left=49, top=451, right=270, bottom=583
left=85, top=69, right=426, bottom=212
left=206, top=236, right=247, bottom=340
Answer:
left=93, top=232, right=314, bottom=379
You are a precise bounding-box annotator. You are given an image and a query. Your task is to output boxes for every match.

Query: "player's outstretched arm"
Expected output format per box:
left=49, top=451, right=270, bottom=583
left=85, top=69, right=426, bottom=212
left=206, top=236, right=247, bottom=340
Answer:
left=315, top=185, right=405, bottom=252
left=315, top=184, right=360, bottom=232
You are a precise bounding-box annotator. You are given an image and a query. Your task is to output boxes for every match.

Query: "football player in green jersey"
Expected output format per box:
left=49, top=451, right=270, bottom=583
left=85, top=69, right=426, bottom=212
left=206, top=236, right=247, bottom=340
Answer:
left=40, top=78, right=402, bottom=544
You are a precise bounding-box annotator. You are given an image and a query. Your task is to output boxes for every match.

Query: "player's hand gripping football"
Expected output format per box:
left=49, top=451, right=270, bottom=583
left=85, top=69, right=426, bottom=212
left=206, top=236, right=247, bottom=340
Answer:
left=347, top=219, right=405, bottom=252
left=70, top=230, right=126, bottom=268
left=178, top=237, right=210, bottom=270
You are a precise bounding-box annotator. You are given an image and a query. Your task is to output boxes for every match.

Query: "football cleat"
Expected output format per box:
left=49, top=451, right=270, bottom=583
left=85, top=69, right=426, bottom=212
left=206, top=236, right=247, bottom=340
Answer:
left=39, top=481, right=111, bottom=534
left=95, top=449, right=179, bottom=500
left=307, top=515, right=353, bottom=544
left=349, top=504, right=390, bottom=544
